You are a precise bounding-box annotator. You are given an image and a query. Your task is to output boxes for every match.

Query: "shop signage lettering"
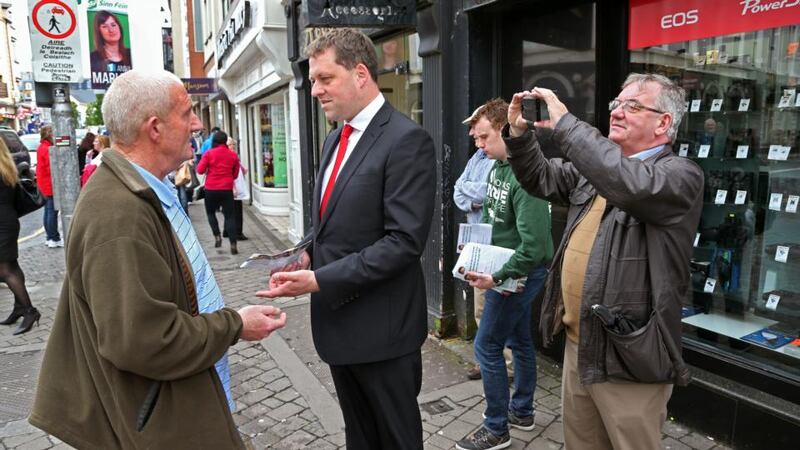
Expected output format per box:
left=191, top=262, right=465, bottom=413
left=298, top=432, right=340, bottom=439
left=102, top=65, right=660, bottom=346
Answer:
left=629, top=0, right=800, bottom=49
left=217, top=1, right=250, bottom=67
left=306, top=0, right=415, bottom=27
left=182, top=78, right=217, bottom=95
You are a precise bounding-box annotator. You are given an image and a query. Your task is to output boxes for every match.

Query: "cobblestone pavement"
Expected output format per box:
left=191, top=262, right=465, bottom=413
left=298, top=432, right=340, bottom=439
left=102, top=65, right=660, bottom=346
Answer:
left=0, top=201, right=732, bottom=449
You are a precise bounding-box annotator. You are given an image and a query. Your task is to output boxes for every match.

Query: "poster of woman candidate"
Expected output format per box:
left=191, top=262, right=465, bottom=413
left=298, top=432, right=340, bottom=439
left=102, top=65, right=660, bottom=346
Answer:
left=87, top=1, right=132, bottom=90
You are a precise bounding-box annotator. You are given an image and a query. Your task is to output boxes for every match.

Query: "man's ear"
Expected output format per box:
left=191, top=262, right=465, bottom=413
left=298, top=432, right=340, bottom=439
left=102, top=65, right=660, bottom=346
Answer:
left=354, top=63, right=371, bottom=88
left=655, top=113, right=672, bottom=137
left=145, top=116, right=162, bottom=142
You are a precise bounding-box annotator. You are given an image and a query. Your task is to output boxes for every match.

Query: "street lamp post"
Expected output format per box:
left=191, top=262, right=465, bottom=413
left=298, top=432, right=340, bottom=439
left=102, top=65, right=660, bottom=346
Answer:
left=49, top=83, right=79, bottom=243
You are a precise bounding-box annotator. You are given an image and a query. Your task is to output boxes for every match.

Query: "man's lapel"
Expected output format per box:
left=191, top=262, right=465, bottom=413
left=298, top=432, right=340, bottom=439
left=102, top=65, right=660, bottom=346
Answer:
left=318, top=102, right=393, bottom=229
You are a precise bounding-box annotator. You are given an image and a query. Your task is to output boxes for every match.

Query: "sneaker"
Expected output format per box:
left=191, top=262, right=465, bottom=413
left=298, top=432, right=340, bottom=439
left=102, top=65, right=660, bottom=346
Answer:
left=51, top=239, right=64, bottom=248
left=508, top=411, right=535, bottom=431
left=455, top=426, right=510, bottom=450
left=45, top=240, right=53, bottom=247
left=467, top=363, right=482, bottom=380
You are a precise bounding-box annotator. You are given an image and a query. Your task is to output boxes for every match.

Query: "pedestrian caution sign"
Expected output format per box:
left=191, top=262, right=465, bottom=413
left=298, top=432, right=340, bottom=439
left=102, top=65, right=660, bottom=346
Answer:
left=29, top=0, right=83, bottom=83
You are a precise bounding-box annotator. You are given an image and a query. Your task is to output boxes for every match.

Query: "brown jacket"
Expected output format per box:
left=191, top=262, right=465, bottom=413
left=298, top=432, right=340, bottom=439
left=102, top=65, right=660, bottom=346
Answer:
left=29, top=150, right=245, bottom=449
left=503, top=114, right=703, bottom=386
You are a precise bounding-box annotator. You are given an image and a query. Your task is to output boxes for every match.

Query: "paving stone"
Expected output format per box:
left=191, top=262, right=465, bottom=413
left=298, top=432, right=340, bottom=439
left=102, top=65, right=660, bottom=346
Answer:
left=273, top=429, right=316, bottom=449
left=536, top=394, right=561, bottom=412
left=537, top=375, right=561, bottom=391
left=267, top=402, right=304, bottom=421
left=303, top=421, right=328, bottom=439
left=679, top=432, right=717, bottom=450
left=259, top=368, right=285, bottom=384
left=663, top=420, right=691, bottom=439
left=534, top=410, right=556, bottom=428
left=525, top=437, right=563, bottom=450
left=459, top=409, right=484, bottom=426
left=438, top=419, right=476, bottom=441
left=510, top=425, right=543, bottom=441
left=269, top=377, right=292, bottom=393
left=540, top=420, right=564, bottom=444
left=238, top=388, right=272, bottom=407
left=458, top=395, right=484, bottom=408
left=271, top=416, right=310, bottom=438
left=2, top=433, right=40, bottom=448
left=421, top=412, right=455, bottom=428
left=250, top=430, right=282, bottom=449
left=663, top=436, right=692, bottom=450
left=238, top=346, right=262, bottom=359
left=234, top=367, right=262, bottom=383
left=239, top=416, right=277, bottom=437
left=0, top=421, right=38, bottom=439
left=305, top=438, right=338, bottom=450
left=424, top=432, right=456, bottom=450
left=326, top=432, right=346, bottom=447
left=274, top=389, right=300, bottom=403
left=711, top=444, right=732, bottom=450
left=16, top=436, right=52, bottom=450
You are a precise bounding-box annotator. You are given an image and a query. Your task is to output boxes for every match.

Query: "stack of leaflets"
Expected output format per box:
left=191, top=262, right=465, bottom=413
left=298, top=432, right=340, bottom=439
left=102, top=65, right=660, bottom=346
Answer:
left=452, top=243, right=524, bottom=293
left=456, top=223, right=492, bottom=253
left=240, top=241, right=311, bottom=272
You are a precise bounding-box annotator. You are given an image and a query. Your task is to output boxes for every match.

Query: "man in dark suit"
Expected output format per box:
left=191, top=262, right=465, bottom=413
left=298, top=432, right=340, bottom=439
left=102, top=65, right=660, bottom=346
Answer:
left=259, top=28, right=436, bottom=449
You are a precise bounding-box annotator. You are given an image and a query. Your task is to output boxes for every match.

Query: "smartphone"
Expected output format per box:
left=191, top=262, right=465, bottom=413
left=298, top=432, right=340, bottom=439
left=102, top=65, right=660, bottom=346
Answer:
left=521, top=97, right=549, bottom=123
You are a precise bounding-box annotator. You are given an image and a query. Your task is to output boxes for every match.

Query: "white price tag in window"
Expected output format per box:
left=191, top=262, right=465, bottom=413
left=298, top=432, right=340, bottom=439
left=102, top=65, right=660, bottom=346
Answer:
left=694, top=232, right=700, bottom=247
left=704, top=278, right=716, bottom=293
left=678, top=143, right=689, bottom=157
left=769, top=193, right=784, bottom=211
left=738, top=98, right=751, bottom=111
left=735, top=190, right=747, bottom=205
left=768, top=145, right=790, bottom=161
left=690, top=99, right=701, bottom=112
left=779, top=89, right=796, bottom=108
left=715, top=190, right=728, bottom=204
left=787, top=195, right=799, bottom=213
left=796, top=94, right=800, bottom=107
left=698, top=145, right=710, bottom=158
left=776, top=245, right=790, bottom=263
left=711, top=98, right=723, bottom=112
left=736, top=145, right=749, bottom=159
left=766, top=294, right=781, bottom=311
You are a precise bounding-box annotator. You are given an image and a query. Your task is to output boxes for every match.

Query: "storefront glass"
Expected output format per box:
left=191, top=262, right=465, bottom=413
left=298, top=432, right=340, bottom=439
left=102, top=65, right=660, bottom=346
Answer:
left=631, top=24, right=800, bottom=379
left=256, top=100, right=288, bottom=188
left=375, top=33, right=423, bottom=125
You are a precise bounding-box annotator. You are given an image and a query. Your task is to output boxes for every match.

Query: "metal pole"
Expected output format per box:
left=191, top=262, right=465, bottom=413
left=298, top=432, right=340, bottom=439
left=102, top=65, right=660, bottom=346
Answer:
left=49, top=83, right=79, bottom=243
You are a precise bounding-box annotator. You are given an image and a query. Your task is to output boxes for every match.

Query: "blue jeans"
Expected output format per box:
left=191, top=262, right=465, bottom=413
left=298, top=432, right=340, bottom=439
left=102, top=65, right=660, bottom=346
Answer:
left=475, top=266, right=548, bottom=436
left=43, top=196, right=60, bottom=241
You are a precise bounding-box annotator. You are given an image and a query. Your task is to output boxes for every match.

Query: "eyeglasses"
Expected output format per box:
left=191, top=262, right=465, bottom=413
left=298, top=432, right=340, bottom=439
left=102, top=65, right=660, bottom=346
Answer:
left=608, top=99, right=664, bottom=114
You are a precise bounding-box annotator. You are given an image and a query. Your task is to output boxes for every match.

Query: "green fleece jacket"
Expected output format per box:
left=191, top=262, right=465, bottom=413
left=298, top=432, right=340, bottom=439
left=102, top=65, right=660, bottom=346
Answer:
left=482, top=159, right=553, bottom=281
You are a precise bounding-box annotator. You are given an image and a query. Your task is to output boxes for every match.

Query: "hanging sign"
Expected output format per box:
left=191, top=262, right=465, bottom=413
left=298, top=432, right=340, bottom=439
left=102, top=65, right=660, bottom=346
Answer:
left=306, top=0, right=416, bottom=27
left=87, top=0, right=134, bottom=90
left=29, top=0, right=83, bottom=82
left=629, top=0, right=800, bottom=49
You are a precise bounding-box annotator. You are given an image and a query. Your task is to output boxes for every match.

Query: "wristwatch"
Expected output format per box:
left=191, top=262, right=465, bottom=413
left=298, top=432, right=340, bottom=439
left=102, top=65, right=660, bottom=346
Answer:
left=492, top=276, right=503, bottom=286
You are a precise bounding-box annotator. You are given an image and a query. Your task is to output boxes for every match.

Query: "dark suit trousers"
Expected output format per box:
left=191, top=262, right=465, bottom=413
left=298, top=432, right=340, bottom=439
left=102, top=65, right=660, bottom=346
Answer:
left=329, top=350, right=423, bottom=450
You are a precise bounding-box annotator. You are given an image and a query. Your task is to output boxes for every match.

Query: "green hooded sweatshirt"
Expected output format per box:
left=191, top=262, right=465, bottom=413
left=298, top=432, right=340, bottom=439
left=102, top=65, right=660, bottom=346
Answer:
left=482, top=160, right=553, bottom=281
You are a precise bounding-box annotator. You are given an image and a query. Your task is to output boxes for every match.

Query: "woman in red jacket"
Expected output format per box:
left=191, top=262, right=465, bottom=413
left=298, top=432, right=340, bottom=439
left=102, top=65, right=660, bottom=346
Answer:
left=35, top=126, right=61, bottom=248
left=196, top=130, right=241, bottom=254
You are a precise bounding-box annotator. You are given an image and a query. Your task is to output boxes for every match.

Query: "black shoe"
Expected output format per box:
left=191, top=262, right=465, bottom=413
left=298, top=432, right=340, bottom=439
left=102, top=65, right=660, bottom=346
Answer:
left=0, top=307, right=24, bottom=325
left=214, top=235, right=222, bottom=248
left=467, top=363, right=482, bottom=380
left=455, top=426, right=510, bottom=450
left=13, top=307, right=40, bottom=335
left=237, top=235, right=249, bottom=241
left=508, top=411, right=535, bottom=431
left=230, top=242, right=238, bottom=255
left=222, top=231, right=229, bottom=238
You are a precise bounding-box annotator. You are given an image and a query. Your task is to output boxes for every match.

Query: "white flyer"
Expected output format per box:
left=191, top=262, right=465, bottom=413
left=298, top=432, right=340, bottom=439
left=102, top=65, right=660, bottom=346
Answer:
left=767, top=145, right=790, bottom=161
left=678, top=143, right=689, bottom=157
left=738, top=98, right=750, bottom=111
left=456, top=223, right=492, bottom=253
left=704, top=278, right=716, bottom=293
left=735, top=190, right=747, bottom=205
left=766, top=294, right=781, bottom=311
left=715, top=190, right=728, bottom=204
left=736, top=145, right=749, bottom=159
left=775, top=245, right=790, bottom=263
left=694, top=232, right=700, bottom=247
left=796, top=93, right=800, bottom=107
left=698, top=145, right=710, bottom=158
left=778, top=88, right=796, bottom=108
left=710, top=99, right=723, bottom=112
left=769, top=193, right=784, bottom=211
left=690, top=99, right=702, bottom=112
left=452, top=243, right=522, bottom=293
left=786, top=195, right=799, bottom=213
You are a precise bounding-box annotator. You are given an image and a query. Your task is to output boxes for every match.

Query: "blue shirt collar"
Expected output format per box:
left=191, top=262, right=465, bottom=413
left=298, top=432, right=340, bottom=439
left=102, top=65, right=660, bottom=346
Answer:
left=129, top=161, right=180, bottom=208
left=629, top=144, right=665, bottom=161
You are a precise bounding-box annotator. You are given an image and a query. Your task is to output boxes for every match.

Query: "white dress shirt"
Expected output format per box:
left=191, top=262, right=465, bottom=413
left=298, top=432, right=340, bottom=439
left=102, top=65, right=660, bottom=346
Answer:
left=321, top=94, right=386, bottom=190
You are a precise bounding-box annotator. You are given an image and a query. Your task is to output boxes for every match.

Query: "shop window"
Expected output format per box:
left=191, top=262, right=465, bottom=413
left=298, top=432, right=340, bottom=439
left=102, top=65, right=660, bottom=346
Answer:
left=258, top=103, right=288, bottom=188
left=375, top=33, right=423, bottom=125
left=631, top=25, right=800, bottom=379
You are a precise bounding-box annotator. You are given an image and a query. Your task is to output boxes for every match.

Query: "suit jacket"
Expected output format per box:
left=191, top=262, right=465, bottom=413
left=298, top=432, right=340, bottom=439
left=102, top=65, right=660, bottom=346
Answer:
left=308, top=101, right=436, bottom=366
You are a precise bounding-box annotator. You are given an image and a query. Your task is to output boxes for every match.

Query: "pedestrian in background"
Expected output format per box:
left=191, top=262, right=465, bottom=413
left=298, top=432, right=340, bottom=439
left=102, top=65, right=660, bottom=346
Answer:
left=77, top=131, right=96, bottom=173
left=199, top=126, right=220, bottom=159
left=30, top=70, right=286, bottom=450
left=227, top=136, right=248, bottom=241
left=456, top=98, right=553, bottom=450
left=504, top=74, right=702, bottom=450
left=261, top=28, right=436, bottom=449
left=80, top=135, right=111, bottom=187
left=35, top=125, right=61, bottom=248
left=0, top=141, right=40, bottom=335
left=197, top=130, right=241, bottom=255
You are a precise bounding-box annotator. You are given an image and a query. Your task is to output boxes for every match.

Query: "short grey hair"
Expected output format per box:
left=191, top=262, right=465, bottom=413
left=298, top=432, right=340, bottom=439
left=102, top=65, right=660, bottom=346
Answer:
left=102, top=70, right=183, bottom=146
left=622, top=73, right=686, bottom=142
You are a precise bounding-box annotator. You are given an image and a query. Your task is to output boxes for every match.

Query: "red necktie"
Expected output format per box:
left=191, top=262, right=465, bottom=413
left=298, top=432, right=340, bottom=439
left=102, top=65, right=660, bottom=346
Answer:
left=320, top=124, right=354, bottom=218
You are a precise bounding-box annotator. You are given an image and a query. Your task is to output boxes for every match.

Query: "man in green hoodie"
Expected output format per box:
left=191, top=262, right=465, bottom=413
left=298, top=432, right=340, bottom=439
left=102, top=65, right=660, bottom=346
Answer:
left=456, top=98, right=554, bottom=450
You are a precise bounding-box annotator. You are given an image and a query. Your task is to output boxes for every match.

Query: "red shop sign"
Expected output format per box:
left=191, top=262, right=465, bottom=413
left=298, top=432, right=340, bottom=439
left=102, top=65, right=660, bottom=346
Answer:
left=629, top=0, right=800, bottom=49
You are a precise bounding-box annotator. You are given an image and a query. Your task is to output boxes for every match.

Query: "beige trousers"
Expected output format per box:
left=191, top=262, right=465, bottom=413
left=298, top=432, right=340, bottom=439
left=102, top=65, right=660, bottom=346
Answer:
left=474, top=287, right=513, bottom=372
left=561, top=338, right=672, bottom=450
